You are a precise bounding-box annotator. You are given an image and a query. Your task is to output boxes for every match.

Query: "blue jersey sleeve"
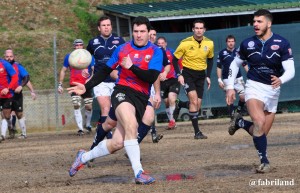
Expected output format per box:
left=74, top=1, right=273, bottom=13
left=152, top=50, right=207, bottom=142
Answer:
left=17, top=64, right=29, bottom=78
left=149, top=47, right=163, bottom=71
left=63, top=54, right=70, bottom=68
left=3, top=60, right=16, bottom=76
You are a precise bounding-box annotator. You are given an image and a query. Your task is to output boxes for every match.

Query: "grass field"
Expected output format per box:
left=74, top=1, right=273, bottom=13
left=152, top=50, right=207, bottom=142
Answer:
left=0, top=113, right=299, bottom=193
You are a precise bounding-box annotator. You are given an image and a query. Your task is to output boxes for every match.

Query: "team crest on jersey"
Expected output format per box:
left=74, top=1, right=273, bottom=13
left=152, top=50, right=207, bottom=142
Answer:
left=203, top=46, right=208, bottom=52
left=112, top=40, right=119, bottom=44
left=145, top=55, right=151, bottom=62
left=223, top=50, right=228, bottom=55
left=134, top=54, right=139, bottom=58
left=271, top=45, right=280, bottom=50
left=93, top=39, right=100, bottom=45
left=116, top=93, right=125, bottom=102
left=0, top=68, right=4, bottom=73
left=189, top=46, right=194, bottom=50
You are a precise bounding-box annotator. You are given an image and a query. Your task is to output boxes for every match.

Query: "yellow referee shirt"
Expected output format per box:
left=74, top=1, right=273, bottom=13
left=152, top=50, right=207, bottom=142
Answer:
left=174, top=36, right=214, bottom=71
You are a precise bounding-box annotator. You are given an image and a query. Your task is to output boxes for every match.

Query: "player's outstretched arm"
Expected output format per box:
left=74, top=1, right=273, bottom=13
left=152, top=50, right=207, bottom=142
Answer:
left=67, top=82, right=86, bottom=95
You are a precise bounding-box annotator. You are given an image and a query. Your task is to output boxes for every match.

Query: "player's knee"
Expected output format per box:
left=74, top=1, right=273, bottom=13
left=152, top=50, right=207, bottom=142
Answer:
left=110, top=139, right=124, bottom=152
left=16, top=112, right=23, bottom=119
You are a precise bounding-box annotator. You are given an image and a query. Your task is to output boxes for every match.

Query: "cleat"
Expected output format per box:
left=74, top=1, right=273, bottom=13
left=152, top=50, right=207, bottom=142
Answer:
left=77, top=130, right=85, bottom=136
left=194, top=132, right=208, bottom=139
left=85, top=126, right=92, bottom=133
left=69, top=149, right=86, bottom=177
left=167, top=120, right=176, bottom=130
left=135, top=170, right=155, bottom=185
left=256, top=163, right=271, bottom=173
left=8, top=128, right=17, bottom=139
left=152, top=133, right=163, bottom=143
left=0, top=135, right=5, bottom=142
left=228, top=112, right=242, bottom=135
left=18, top=134, right=27, bottom=139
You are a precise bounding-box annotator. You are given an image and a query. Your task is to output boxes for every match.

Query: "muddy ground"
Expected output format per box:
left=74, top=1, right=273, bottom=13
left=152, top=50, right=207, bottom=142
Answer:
left=0, top=113, right=299, bottom=193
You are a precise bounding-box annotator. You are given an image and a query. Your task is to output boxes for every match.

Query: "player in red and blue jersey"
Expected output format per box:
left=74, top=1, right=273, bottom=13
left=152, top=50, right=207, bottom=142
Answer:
left=87, top=15, right=125, bottom=132
left=0, top=57, right=18, bottom=142
left=58, top=39, right=95, bottom=135
left=157, top=36, right=181, bottom=130
left=68, top=16, right=162, bottom=185
left=226, top=9, right=295, bottom=173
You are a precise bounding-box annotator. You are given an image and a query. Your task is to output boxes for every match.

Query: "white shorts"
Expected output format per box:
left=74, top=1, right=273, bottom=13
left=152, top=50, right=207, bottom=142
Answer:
left=245, top=79, right=280, bottom=113
left=224, top=77, right=245, bottom=95
left=93, top=82, right=115, bottom=97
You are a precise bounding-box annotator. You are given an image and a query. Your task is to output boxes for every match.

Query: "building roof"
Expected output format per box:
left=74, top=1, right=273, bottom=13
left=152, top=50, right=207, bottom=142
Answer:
left=97, top=0, right=300, bottom=21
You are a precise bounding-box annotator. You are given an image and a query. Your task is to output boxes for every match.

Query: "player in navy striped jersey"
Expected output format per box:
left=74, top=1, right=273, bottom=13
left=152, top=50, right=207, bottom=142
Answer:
left=216, top=35, right=248, bottom=122
left=226, top=9, right=295, bottom=173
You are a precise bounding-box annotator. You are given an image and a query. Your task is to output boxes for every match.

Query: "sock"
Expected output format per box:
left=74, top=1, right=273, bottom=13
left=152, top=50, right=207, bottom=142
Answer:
left=227, top=104, right=235, bottom=119
left=99, top=116, right=107, bottom=124
left=253, top=134, right=269, bottom=164
left=12, top=115, right=16, bottom=128
left=85, top=110, right=92, bottom=127
left=74, top=109, right=83, bottom=130
left=124, top=139, right=143, bottom=177
left=18, top=117, right=27, bottom=136
left=237, top=100, right=245, bottom=113
left=236, top=118, right=253, bottom=136
left=90, top=124, right=109, bottom=150
left=168, top=105, right=175, bottom=121
left=150, top=122, right=156, bottom=135
left=137, top=122, right=151, bottom=143
left=106, top=131, right=112, bottom=139
left=189, top=111, right=200, bottom=134
left=82, top=140, right=110, bottom=163
left=1, top=119, right=8, bottom=137
left=165, top=108, right=170, bottom=120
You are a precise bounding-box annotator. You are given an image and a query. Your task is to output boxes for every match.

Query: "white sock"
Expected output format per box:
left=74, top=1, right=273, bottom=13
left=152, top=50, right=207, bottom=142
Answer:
left=81, top=140, right=110, bottom=163
left=165, top=108, right=170, bottom=120
left=74, top=109, right=83, bottom=130
left=1, top=119, right=8, bottom=137
left=169, top=105, right=175, bottom=121
left=124, top=139, right=143, bottom=177
left=18, top=117, right=27, bottom=136
left=85, top=110, right=92, bottom=127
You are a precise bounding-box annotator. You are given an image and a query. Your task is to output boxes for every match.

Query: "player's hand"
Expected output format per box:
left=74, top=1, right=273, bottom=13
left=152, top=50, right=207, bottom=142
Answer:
left=1, top=88, right=9, bottom=95
left=31, top=92, right=37, bottom=100
left=271, top=75, right=282, bottom=88
left=121, top=54, right=133, bottom=69
left=226, top=89, right=236, bottom=105
left=67, top=82, right=86, bottom=95
left=81, top=69, right=90, bottom=78
left=178, top=75, right=185, bottom=86
left=206, top=77, right=211, bottom=90
left=58, top=83, right=63, bottom=94
left=159, top=71, right=167, bottom=81
left=15, top=86, right=23, bottom=94
left=152, top=93, right=161, bottom=109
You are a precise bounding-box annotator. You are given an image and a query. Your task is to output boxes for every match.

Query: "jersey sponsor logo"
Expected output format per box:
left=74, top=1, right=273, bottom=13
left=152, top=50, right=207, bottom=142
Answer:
left=116, top=93, right=125, bottom=102
left=93, top=39, right=101, bottom=45
left=114, top=37, right=120, bottom=39
left=134, top=54, right=139, bottom=58
left=271, top=45, right=280, bottom=50
left=145, top=55, right=151, bottom=62
left=112, top=40, right=119, bottom=44
left=247, top=41, right=255, bottom=50
left=273, top=39, right=282, bottom=42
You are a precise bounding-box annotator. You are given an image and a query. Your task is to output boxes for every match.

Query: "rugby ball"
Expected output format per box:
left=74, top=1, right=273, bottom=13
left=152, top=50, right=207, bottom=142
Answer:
left=68, top=49, right=92, bottom=70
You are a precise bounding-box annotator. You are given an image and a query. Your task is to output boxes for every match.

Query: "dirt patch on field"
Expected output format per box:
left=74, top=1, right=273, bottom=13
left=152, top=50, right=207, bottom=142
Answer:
left=0, top=113, right=299, bottom=193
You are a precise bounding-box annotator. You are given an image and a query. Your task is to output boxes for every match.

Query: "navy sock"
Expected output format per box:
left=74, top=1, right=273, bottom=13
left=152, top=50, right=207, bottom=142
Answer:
left=90, top=124, right=108, bottom=150
left=227, top=104, right=235, bottom=119
left=12, top=115, right=16, bottom=127
left=253, top=134, right=269, bottom=164
left=100, top=116, right=107, bottom=124
left=106, top=131, right=112, bottom=139
left=137, top=122, right=151, bottom=144
left=189, top=111, right=200, bottom=134
left=236, top=118, right=253, bottom=136
left=237, top=100, right=245, bottom=112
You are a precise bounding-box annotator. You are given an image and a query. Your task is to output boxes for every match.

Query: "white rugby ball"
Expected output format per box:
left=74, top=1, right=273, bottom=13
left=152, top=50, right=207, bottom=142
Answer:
left=68, top=49, right=92, bottom=70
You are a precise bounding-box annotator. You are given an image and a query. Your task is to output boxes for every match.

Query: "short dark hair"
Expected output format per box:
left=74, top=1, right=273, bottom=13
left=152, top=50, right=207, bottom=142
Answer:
left=226, top=35, right=236, bottom=42
left=157, top=36, right=167, bottom=42
left=132, top=16, right=151, bottom=31
left=193, top=19, right=206, bottom=28
left=254, top=9, right=273, bottom=22
left=98, top=15, right=112, bottom=27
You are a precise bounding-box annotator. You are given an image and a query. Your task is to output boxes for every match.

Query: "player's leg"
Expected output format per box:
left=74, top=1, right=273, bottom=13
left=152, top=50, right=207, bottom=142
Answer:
left=235, top=78, right=246, bottom=114
left=166, top=80, right=180, bottom=129
left=14, top=93, right=26, bottom=138
left=71, top=94, right=84, bottom=135
left=1, top=98, right=13, bottom=140
left=82, top=90, right=93, bottom=132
